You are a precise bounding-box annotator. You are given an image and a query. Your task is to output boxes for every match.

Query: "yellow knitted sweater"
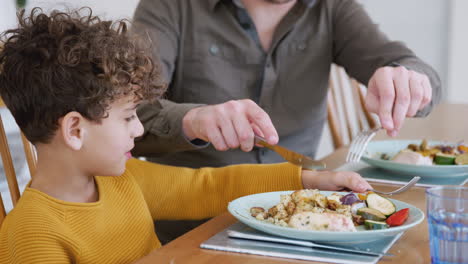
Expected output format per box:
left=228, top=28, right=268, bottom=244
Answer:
left=0, top=159, right=302, bottom=263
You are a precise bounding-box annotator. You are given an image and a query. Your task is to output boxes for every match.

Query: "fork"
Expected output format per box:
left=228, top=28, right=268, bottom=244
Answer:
left=346, top=127, right=382, bottom=163
left=367, top=176, right=421, bottom=195
left=346, top=127, right=420, bottom=195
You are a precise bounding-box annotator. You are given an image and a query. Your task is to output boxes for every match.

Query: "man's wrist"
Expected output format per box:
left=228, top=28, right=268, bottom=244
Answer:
left=182, top=107, right=198, bottom=141
left=182, top=109, right=209, bottom=146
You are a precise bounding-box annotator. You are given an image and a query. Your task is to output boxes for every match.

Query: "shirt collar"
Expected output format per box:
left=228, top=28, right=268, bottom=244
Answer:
left=209, top=0, right=317, bottom=11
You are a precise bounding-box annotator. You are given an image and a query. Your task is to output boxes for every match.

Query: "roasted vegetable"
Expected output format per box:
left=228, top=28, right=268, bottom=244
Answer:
left=455, top=153, right=468, bottom=165
left=364, top=220, right=389, bottom=230
left=366, top=193, right=396, bottom=216
left=357, top=193, right=368, bottom=200
left=357, top=207, right=387, bottom=221
left=340, top=193, right=360, bottom=205
left=434, top=153, right=456, bottom=165
left=458, top=145, right=468, bottom=154
left=386, top=208, right=409, bottom=227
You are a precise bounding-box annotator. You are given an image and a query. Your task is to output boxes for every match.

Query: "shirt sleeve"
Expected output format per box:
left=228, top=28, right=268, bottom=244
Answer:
left=133, top=99, right=209, bottom=156
left=131, top=0, right=209, bottom=156
left=331, top=0, right=442, bottom=115
left=126, top=159, right=304, bottom=220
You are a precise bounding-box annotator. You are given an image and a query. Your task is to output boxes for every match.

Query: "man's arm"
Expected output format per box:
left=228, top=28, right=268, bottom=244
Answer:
left=331, top=0, right=442, bottom=136
left=132, top=0, right=278, bottom=156
left=132, top=0, right=205, bottom=156
left=133, top=100, right=208, bottom=156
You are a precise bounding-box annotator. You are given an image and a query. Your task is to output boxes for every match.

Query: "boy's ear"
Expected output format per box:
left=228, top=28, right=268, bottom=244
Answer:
left=59, top=112, right=86, bottom=150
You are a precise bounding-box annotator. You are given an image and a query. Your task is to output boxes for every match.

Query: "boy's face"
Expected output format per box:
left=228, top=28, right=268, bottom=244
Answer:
left=80, top=96, right=144, bottom=176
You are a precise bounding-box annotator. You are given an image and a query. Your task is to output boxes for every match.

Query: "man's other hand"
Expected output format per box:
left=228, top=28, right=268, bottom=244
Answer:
left=365, top=66, right=432, bottom=137
left=182, top=99, right=279, bottom=151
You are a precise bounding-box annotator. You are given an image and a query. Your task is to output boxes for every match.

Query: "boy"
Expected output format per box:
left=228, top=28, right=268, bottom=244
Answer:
left=0, top=8, right=371, bottom=263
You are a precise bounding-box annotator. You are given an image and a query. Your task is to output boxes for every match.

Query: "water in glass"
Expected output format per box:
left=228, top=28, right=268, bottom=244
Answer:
left=427, top=187, right=468, bottom=264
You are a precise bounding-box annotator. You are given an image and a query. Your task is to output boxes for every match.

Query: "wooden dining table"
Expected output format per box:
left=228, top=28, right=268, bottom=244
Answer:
left=137, top=104, right=468, bottom=264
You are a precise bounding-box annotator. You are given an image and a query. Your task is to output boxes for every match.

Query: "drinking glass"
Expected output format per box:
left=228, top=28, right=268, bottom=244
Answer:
left=426, top=186, right=468, bottom=264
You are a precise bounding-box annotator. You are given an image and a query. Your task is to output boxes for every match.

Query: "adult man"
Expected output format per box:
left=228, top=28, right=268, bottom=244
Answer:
left=132, top=0, right=440, bottom=166
left=131, top=0, right=441, bottom=242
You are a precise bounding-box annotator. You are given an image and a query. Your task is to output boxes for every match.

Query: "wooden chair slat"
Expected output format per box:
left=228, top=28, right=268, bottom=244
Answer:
left=0, top=111, right=36, bottom=226
left=327, top=65, right=378, bottom=150
left=0, top=115, right=21, bottom=206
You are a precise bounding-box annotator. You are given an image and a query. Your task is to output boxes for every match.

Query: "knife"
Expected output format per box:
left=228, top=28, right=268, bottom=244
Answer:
left=227, top=229, right=394, bottom=257
left=254, top=136, right=326, bottom=170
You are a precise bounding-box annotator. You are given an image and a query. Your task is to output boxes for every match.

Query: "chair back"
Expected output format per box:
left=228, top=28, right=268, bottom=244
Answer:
left=0, top=107, right=37, bottom=225
left=327, top=64, right=379, bottom=149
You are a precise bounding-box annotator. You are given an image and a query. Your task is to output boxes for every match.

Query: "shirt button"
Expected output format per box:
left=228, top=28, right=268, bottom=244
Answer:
left=266, top=61, right=272, bottom=68
left=298, top=43, right=306, bottom=51
left=209, top=44, right=219, bottom=55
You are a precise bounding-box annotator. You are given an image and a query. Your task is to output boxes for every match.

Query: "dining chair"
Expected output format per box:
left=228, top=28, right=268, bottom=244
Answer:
left=327, top=64, right=379, bottom=149
left=0, top=101, right=37, bottom=226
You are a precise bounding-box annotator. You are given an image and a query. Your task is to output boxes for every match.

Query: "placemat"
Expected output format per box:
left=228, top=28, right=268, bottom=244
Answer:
left=201, top=222, right=401, bottom=264
left=336, top=162, right=468, bottom=187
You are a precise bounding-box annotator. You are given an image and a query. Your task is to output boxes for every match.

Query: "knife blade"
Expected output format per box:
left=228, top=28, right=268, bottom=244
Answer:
left=254, top=136, right=326, bottom=170
left=227, top=229, right=394, bottom=257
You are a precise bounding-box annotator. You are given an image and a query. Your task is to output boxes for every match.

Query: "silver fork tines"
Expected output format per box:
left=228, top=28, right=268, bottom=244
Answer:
left=346, top=127, right=420, bottom=195
left=346, top=127, right=382, bottom=163
left=368, top=176, right=421, bottom=195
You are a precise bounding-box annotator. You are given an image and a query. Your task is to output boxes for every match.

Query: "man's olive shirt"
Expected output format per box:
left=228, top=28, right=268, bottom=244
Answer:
left=132, top=0, right=442, bottom=168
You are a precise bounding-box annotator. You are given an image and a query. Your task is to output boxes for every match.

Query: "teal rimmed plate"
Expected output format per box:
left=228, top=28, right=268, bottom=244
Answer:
left=228, top=191, right=424, bottom=244
left=362, top=140, right=468, bottom=177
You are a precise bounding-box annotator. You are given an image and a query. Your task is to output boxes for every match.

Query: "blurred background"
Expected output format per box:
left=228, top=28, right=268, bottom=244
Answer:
left=0, top=0, right=466, bottom=210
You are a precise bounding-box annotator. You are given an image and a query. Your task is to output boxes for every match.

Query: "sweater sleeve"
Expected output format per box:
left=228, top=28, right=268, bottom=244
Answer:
left=126, top=159, right=303, bottom=220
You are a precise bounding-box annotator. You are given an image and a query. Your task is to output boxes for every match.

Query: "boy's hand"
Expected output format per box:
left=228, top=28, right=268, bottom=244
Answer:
left=301, top=170, right=372, bottom=193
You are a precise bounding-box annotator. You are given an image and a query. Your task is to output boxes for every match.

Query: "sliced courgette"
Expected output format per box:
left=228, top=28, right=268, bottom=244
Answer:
left=434, top=153, right=456, bottom=165
left=455, top=153, right=468, bottom=165
left=364, top=220, right=389, bottom=230
left=366, top=193, right=396, bottom=216
left=357, top=207, right=387, bottom=221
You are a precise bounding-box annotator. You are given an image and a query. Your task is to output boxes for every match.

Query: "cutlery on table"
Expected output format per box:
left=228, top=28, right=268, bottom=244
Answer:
left=254, top=136, right=326, bottom=171
left=227, top=229, right=394, bottom=257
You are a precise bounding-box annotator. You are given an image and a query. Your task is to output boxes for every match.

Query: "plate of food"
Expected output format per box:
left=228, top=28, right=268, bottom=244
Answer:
left=228, top=190, right=424, bottom=243
left=361, top=140, right=468, bottom=177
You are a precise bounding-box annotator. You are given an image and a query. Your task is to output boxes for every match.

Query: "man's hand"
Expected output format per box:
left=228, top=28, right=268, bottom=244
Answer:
left=365, top=66, right=432, bottom=137
left=182, top=99, right=279, bottom=151
left=301, top=170, right=372, bottom=192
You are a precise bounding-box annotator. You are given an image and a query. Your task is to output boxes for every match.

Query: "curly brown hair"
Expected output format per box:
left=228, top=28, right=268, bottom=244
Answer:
left=0, top=7, right=166, bottom=144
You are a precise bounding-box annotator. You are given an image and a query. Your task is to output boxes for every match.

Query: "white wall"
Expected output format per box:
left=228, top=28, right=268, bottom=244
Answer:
left=358, top=0, right=450, bottom=100
left=447, top=0, right=468, bottom=103
left=0, top=0, right=17, bottom=33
